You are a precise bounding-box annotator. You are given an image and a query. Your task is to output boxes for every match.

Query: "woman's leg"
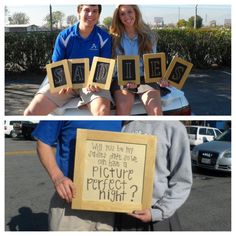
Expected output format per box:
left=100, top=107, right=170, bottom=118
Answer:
left=87, top=97, right=111, bottom=115
left=24, top=94, right=58, bottom=115
left=113, top=90, right=135, bottom=115
left=140, top=90, right=163, bottom=115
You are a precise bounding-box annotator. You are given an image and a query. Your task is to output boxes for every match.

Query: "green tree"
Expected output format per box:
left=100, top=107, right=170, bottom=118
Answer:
left=188, top=15, right=203, bottom=29
left=67, top=15, right=77, bottom=26
left=177, top=19, right=188, bottom=28
left=8, top=12, right=30, bottom=24
left=103, top=16, right=112, bottom=29
left=44, top=11, right=65, bottom=29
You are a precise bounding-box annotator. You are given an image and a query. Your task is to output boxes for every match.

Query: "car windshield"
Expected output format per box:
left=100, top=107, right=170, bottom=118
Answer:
left=215, top=129, right=231, bottom=142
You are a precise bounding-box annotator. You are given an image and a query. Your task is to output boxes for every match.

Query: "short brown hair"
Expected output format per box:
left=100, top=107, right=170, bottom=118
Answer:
left=77, top=5, right=102, bottom=14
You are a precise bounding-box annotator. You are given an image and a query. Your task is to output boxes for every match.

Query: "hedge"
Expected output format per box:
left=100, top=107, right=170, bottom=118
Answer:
left=5, top=31, right=58, bottom=73
left=5, top=28, right=231, bottom=73
left=155, top=28, right=231, bottom=68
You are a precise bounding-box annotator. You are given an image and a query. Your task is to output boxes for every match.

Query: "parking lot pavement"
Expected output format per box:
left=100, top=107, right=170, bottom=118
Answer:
left=5, top=138, right=231, bottom=231
left=183, top=68, right=231, bottom=115
left=5, top=67, right=231, bottom=115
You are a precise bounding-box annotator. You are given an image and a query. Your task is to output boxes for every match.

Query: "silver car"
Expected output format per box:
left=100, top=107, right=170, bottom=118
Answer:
left=191, top=129, right=231, bottom=172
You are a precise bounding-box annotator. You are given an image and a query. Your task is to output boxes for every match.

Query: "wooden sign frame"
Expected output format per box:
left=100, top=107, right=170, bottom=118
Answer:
left=46, top=59, right=72, bottom=93
left=87, top=57, right=115, bottom=90
left=68, top=58, right=89, bottom=89
left=143, top=53, right=166, bottom=83
left=117, top=55, right=140, bottom=86
left=164, top=56, right=193, bottom=89
left=72, top=129, right=157, bottom=213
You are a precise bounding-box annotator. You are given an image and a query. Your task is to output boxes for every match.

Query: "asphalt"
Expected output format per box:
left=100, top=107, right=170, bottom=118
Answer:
left=5, top=67, right=231, bottom=115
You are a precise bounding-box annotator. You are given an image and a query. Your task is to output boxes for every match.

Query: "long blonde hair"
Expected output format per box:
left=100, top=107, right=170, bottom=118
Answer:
left=110, top=5, right=155, bottom=58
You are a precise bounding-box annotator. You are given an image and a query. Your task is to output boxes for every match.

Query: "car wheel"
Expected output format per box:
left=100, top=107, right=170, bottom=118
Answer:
left=10, top=131, right=18, bottom=138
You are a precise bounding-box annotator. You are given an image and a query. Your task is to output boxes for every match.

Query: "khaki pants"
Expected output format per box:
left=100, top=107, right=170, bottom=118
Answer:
left=49, top=193, right=114, bottom=231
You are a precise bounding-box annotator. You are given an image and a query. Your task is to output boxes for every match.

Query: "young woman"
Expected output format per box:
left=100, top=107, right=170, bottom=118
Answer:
left=114, top=120, right=192, bottom=231
left=24, top=5, right=112, bottom=116
left=110, top=5, right=167, bottom=115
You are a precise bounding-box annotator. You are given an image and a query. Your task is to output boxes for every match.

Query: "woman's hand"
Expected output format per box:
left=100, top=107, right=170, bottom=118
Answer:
left=159, top=79, right=170, bottom=87
left=126, top=82, right=137, bottom=89
left=128, top=209, right=152, bottom=223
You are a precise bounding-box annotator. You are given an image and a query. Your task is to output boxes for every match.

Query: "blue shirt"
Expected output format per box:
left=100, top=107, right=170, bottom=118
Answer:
left=52, top=22, right=112, bottom=66
left=116, top=32, right=157, bottom=76
left=32, top=121, right=123, bottom=178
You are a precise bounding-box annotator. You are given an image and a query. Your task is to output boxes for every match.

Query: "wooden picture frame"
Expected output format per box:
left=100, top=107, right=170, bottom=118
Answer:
left=117, top=55, right=140, bottom=86
left=87, top=57, right=115, bottom=90
left=164, top=56, right=193, bottom=89
left=46, top=59, right=72, bottom=93
left=143, top=53, right=166, bottom=83
left=72, top=129, right=157, bottom=213
left=68, top=58, right=89, bottom=89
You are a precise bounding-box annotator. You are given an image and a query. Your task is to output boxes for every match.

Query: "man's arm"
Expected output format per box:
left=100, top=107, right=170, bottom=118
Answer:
left=36, top=140, right=76, bottom=203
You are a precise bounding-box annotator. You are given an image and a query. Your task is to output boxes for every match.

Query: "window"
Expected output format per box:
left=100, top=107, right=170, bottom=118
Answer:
left=199, top=128, right=207, bottom=135
left=206, top=128, right=214, bottom=136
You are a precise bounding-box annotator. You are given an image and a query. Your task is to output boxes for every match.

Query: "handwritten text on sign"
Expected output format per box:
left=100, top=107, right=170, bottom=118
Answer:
left=83, top=140, right=146, bottom=203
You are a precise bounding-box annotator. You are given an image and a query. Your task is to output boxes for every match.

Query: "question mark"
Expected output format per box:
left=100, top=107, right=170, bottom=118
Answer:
left=130, top=185, right=138, bottom=202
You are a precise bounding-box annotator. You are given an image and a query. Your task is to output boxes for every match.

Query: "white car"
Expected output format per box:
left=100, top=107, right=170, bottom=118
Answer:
left=185, top=125, right=222, bottom=150
left=4, top=120, right=21, bottom=138
left=50, top=86, right=191, bottom=116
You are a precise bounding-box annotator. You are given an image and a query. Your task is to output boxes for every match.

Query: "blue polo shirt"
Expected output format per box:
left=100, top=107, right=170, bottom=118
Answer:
left=52, top=22, right=112, bottom=66
left=32, top=121, right=123, bottom=179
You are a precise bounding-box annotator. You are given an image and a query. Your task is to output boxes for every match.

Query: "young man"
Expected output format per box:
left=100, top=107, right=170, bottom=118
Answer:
left=115, top=120, right=192, bottom=231
left=32, top=120, right=123, bottom=231
left=24, top=5, right=112, bottom=116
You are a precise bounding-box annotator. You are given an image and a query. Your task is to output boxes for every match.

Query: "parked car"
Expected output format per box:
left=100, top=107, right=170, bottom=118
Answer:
left=12, top=121, right=38, bottom=139
left=50, top=86, right=191, bottom=115
left=4, top=120, right=22, bottom=138
left=191, top=129, right=231, bottom=172
left=185, top=125, right=222, bottom=150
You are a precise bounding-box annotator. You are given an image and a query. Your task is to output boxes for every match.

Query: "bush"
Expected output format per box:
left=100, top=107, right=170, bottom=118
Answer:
left=5, top=29, right=231, bottom=73
left=155, top=28, right=231, bottom=68
left=5, top=31, right=58, bottom=73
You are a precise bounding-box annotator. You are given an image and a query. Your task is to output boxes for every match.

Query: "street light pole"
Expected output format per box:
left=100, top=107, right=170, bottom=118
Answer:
left=194, top=4, right=198, bottom=29
left=50, top=4, right=53, bottom=31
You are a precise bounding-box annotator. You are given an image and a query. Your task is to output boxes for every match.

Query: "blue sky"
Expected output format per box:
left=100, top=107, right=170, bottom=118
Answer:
left=5, top=4, right=231, bottom=26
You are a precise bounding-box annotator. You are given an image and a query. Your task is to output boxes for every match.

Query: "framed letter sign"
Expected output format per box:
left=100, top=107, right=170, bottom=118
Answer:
left=143, top=53, right=166, bottom=83
left=164, top=56, right=193, bottom=89
left=117, top=55, right=140, bottom=86
left=46, top=59, right=72, bottom=93
left=87, top=57, right=115, bottom=90
left=72, top=129, right=157, bottom=213
left=68, top=58, right=89, bottom=89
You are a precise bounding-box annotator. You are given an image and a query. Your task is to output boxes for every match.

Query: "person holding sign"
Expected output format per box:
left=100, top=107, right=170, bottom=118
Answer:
left=110, top=5, right=168, bottom=115
left=32, top=120, right=123, bottom=231
left=24, top=5, right=113, bottom=116
left=114, top=121, right=192, bottom=231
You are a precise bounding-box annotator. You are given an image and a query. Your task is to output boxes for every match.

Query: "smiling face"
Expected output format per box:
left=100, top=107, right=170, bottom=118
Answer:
left=78, top=5, right=100, bottom=28
left=118, top=5, right=136, bottom=29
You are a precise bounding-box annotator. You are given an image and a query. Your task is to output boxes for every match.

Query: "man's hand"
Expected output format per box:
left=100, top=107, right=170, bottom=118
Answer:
left=128, top=209, right=152, bottom=223
left=53, top=175, right=76, bottom=203
left=59, top=87, right=74, bottom=95
left=87, top=84, right=100, bottom=92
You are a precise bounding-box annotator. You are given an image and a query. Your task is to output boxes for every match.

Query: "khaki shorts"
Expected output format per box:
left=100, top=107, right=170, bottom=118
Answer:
left=37, top=77, right=113, bottom=108
left=49, top=193, right=114, bottom=231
